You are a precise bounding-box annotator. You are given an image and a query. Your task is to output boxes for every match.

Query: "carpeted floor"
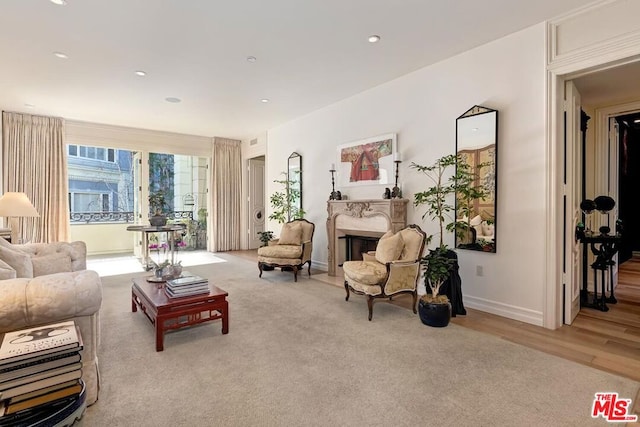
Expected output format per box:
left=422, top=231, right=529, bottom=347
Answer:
left=78, top=253, right=639, bottom=426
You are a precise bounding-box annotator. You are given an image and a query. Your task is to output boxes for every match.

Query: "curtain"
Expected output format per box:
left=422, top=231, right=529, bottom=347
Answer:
left=211, top=137, right=242, bottom=251
left=2, top=111, right=69, bottom=243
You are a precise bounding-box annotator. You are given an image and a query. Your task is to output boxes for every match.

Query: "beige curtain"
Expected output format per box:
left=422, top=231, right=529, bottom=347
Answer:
left=2, top=111, right=69, bottom=243
left=211, top=137, right=242, bottom=251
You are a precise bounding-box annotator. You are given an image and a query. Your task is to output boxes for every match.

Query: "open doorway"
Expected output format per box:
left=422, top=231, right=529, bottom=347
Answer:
left=247, top=156, right=265, bottom=249
left=569, top=63, right=640, bottom=327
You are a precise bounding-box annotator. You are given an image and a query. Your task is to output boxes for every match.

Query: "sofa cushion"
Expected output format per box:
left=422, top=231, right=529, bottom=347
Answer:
left=0, top=258, right=17, bottom=280
left=343, top=260, right=388, bottom=285
left=31, top=253, right=73, bottom=277
left=278, top=222, right=303, bottom=245
left=258, top=244, right=302, bottom=259
left=0, top=247, right=33, bottom=278
left=375, top=231, right=404, bottom=264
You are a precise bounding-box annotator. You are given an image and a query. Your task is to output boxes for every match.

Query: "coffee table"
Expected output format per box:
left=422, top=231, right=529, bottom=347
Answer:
left=131, top=277, right=229, bottom=351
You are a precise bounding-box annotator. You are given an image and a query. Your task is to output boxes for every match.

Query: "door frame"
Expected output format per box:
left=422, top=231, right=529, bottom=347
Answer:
left=546, top=61, right=640, bottom=328
left=247, top=156, right=266, bottom=249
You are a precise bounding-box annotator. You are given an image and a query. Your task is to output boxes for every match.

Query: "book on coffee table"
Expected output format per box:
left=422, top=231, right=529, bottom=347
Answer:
left=167, top=275, right=207, bottom=287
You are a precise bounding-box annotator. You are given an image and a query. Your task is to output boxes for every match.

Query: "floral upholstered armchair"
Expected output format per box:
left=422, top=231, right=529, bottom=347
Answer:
left=343, top=224, right=427, bottom=321
left=258, top=219, right=315, bottom=282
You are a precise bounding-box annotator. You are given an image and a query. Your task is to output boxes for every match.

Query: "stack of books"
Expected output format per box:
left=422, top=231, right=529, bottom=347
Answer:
left=165, top=273, right=209, bottom=298
left=0, top=321, right=85, bottom=421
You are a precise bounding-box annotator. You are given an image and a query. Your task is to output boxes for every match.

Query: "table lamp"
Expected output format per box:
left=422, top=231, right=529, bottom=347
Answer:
left=0, top=192, right=40, bottom=243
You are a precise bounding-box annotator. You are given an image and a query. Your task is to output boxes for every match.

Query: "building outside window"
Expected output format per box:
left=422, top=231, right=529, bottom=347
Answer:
left=67, top=145, right=134, bottom=222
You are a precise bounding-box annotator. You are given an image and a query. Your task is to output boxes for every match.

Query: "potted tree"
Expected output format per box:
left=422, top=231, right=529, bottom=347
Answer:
left=411, top=154, right=472, bottom=327
left=264, top=171, right=306, bottom=270
left=268, top=171, right=305, bottom=224
left=148, top=190, right=168, bottom=226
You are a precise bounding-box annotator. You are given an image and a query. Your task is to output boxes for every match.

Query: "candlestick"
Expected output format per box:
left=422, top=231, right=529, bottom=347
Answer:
left=329, top=167, right=339, bottom=200
left=391, top=156, right=402, bottom=198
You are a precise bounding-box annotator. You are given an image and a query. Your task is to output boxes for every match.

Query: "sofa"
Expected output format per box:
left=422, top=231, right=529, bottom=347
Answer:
left=0, top=238, right=102, bottom=405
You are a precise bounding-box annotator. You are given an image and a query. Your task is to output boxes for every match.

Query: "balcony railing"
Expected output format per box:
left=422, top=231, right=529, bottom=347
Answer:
left=70, top=211, right=194, bottom=224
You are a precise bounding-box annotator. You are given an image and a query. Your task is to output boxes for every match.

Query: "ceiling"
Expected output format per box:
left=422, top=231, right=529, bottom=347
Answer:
left=572, top=61, right=640, bottom=107
left=0, top=0, right=595, bottom=140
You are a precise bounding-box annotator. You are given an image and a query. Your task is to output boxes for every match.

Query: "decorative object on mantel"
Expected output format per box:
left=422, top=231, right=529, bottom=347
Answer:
left=383, top=188, right=391, bottom=199
left=391, top=152, right=402, bottom=199
left=329, top=164, right=342, bottom=200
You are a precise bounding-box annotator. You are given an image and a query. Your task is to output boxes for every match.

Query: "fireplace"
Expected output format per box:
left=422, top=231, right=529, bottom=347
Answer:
left=326, top=199, right=408, bottom=276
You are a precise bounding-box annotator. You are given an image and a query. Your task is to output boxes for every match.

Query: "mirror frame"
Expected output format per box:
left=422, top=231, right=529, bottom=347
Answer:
left=287, top=152, right=302, bottom=221
left=455, top=105, right=498, bottom=253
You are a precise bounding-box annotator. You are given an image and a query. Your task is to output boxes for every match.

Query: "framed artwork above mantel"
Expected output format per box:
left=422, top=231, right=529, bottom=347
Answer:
left=336, top=133, right=397, bottom=188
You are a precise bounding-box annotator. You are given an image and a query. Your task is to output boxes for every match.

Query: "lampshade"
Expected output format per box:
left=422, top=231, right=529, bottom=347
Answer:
left=0, top=192, right=40, bottom=217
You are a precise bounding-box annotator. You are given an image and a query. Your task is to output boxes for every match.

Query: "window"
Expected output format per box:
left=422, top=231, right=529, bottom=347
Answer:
left=70, top=193, right=110, bottom=212
left=67, top=144, right=135, bottom=222
left=68, top=144, right=116, bottom=162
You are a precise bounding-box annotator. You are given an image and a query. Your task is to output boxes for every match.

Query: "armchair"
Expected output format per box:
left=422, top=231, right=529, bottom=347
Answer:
left=343, top=224, right=427, bottom=321
left=0, top=238, right=102, bottom=405
left=258, top=219, right=315, bottom=282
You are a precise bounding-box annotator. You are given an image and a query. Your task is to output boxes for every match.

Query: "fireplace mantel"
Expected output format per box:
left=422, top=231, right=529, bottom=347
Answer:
left=326, top=199, right=408, bottom=276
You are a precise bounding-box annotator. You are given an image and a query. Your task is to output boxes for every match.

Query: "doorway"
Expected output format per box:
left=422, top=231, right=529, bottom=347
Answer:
left=567, top=67, right=640, bottom=328
left=615, top=112, right=640, bottom=263
left=247, top=156, right=266, bottom=249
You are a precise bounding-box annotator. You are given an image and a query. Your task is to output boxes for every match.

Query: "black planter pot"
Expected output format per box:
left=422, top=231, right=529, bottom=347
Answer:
left=418, top=299, right=452, bottom=327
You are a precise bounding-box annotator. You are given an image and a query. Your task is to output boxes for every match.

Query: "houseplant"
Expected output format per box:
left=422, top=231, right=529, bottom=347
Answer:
left=268, top=171, right=305, bottom=224
left=411, top=153, right=471, bottom=326
left=148, top=190, right=168, bottom=226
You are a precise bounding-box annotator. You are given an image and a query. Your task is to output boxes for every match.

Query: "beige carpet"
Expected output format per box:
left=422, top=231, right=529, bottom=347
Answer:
left=78, top=253, right=639, bottom=426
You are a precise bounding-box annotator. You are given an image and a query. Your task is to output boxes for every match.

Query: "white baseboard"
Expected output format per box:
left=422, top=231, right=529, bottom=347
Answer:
left=312, top=260, right=328, bottom=271
left=463, top=295, right=544, bottom=327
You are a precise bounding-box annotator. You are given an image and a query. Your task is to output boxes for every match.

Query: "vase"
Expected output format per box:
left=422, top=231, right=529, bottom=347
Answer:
left=150, top=214, right=168, bottom=226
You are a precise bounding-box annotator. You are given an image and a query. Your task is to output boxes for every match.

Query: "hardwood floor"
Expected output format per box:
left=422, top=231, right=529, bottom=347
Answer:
left=231, top=250, right=640, bottom=385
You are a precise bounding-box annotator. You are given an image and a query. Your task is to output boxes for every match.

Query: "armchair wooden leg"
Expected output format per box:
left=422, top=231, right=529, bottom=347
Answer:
left=293, top=266, right=298, bottom=282
left=258, top=262, right=263, bottom=278
left=412, top=291, right=417, bottom=314
left=367, top=296, right=374, bottom=321
left=344, top=281, right=350, bottom=301
left=307, top=261, right=311, bottom=277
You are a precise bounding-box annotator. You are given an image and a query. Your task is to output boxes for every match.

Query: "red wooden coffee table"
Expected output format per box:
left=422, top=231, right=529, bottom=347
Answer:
left=131, top=277, right=229, bottom=351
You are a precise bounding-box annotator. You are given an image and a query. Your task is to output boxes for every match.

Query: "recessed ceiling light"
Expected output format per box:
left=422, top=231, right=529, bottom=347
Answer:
left=53, top=52, right=68, bottom=59
left=165, top=97, right=181, bottom=103
left=50, top=0, right=67, bottom=5
left=472, top=128, right=479, bottom=132
left=261, top=99, right=269, bottom=103
left=24, top=103, right=35, bottom=108
left=368, top=35, right=381, bottom=43
left=247, top=56, right=257, bottom=63
left=134, top=70, right=147, bottom=76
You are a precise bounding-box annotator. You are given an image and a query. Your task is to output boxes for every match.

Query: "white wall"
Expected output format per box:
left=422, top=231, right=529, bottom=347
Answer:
left=264, top=23, right=548, bottom=325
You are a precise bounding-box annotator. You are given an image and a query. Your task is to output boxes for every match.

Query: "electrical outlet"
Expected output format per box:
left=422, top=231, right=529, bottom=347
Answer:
left=476, top=265, right=483, bottom=276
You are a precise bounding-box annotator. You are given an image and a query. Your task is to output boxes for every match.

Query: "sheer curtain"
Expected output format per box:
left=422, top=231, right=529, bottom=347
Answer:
left=2, top=111, right=69, bottom=242
left=211, top=137, right=242, bottom=251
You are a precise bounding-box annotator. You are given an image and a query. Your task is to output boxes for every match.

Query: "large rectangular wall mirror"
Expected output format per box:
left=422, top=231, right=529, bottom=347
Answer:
left=455, top=105, right=498, bottom=253
left=287, top=152, right=302, bottom=221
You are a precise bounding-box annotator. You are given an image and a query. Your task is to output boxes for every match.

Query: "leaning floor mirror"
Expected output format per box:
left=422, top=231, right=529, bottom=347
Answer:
left=287, top=152, right=302, bottom=221
left=455, top=105, right=498, bottom=253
